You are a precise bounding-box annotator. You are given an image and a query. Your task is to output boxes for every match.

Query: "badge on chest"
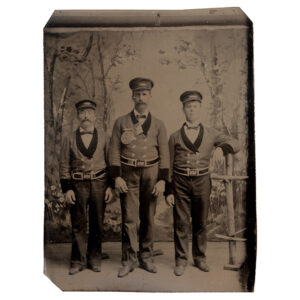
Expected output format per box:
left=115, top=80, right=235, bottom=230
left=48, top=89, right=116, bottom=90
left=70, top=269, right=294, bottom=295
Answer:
left=121, top=123, right=145, bottom=144
left=121, top=128, right=136, bottom=144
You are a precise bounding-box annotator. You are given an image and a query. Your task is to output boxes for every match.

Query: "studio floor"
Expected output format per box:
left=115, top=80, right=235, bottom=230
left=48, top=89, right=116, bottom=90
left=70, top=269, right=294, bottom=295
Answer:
left=44, top=242, right=248, bottom=292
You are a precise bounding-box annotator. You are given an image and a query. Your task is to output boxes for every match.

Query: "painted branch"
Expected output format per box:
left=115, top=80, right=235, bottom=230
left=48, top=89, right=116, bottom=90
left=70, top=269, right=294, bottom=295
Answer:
left=88, top=60, right=95, bottom=99
left=49, top=51, right=58, bottom=128
left=233, top=227, right=247, bottom=236
left=60, top=76, right=71, bottom=131
left=215, top=234, right=247, bottom=242
left=82, top=33, right=93, bottom=58
left=55, top=87, right=67, bottom=131
left=210, top=174, right=248, bottom=181
left=225, top=154, right=237, bottom=265
left=104, top=37, right=123, bottom=77
left=75, top=68, right=91, bottom=98
left=55, top=76, right=71, bottom=147
left=97, top=33, right=109, bottom=131
left=207, top=225, right=222, bottom=236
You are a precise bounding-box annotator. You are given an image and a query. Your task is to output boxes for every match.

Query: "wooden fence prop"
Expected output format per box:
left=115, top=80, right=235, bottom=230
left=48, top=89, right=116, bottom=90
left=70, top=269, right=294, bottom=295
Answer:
left=210, top=154, right=248, bottom=271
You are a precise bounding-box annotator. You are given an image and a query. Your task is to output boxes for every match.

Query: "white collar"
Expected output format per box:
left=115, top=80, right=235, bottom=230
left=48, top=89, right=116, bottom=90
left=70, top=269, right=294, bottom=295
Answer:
left=79, top=126, right=94, bottom=132
left=185, top=120, right=200, bottom=127
left=134, top=109, right=149, bottom=117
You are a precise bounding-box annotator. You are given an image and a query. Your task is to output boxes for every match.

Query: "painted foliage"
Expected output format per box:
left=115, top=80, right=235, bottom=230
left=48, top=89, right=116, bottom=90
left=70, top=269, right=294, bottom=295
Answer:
left=44, top=27, right=249, bottom=242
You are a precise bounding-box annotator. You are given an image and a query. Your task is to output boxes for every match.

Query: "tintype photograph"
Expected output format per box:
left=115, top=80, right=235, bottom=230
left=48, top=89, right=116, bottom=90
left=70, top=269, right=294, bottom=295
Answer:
left=44, top=8, right=256, bottom=292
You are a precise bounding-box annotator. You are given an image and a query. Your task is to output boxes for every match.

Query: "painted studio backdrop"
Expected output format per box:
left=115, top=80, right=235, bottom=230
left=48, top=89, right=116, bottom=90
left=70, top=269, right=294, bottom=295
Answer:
left=44, top=27, right=249, bottom=243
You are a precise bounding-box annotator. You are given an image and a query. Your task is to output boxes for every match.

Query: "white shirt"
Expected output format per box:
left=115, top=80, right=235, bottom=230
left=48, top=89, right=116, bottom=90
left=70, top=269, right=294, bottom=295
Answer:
left=79, top=127, right=94, bottom=148
left=184, top=120, right=200, bottom=144
left=134, top=109, right=149, bottom=125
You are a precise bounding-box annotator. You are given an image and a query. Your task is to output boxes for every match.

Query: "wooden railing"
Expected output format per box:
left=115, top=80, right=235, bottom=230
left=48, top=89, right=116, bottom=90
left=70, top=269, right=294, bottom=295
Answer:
left=210, top=154, right=248, bottom=271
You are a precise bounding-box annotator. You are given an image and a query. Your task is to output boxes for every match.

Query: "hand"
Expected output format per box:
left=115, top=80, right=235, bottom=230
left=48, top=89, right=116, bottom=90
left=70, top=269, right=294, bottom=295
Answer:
left=165, top=194, right=175, bottom=207
left=65, top=190, right=76, bottom=205
left=105, top=187, right=114, bottom=203
left=115, top=177, right=128, bottom=194
left=214, top=147, right=225, bottom=168
left=152, top=180, right=165, bottom=197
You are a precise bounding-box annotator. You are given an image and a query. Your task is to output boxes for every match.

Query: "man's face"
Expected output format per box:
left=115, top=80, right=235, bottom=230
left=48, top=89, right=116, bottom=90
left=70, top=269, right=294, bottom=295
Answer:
left=132, top=89, right=151, bottom=111
left=183, top=101, right=201, bottom=122
left=77, top=108, right=96, bottom=129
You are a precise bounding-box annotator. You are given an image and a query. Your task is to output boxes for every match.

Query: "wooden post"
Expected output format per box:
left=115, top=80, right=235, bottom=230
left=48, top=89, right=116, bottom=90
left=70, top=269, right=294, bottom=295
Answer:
left=224, top=154, right=238, bottom=270
left=211, top=157, right=248, bottom=270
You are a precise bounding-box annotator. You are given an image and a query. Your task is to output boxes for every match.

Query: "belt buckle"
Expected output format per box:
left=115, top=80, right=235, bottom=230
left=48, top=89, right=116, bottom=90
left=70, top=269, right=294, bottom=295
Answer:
left=73, top=172, right=83, bottom=180
left=189, top=169, right=197, bottom=176
left=136, top=160, right=145, bottom=167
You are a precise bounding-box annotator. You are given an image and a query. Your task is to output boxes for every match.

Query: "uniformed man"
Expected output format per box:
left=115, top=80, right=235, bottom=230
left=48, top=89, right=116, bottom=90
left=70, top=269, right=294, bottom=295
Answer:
left=165, top=91, right=240, bottom=276
left=109, top=77, right=169, bottom=278
left=60, top=99, right=113, bottom=275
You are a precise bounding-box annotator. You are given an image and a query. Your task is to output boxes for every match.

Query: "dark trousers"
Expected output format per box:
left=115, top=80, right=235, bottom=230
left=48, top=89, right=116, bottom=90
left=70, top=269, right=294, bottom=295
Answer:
left=120, top=164, right=158, bottom=265
left=173, top=173, right=211, bottom=266
left=70, top=177, right=107, bottom=268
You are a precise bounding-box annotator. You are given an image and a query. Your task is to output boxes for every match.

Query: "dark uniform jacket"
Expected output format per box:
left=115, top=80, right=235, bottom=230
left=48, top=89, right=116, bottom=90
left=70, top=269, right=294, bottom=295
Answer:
left=59, top=127, right=110, bottom=193
left=110, top=110, right=169, bottom=181
left=167, top=123, right=240, bottom=193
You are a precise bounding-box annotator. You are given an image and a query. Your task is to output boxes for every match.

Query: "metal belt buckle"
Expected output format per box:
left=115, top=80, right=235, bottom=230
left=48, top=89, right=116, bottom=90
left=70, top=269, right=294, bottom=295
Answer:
left=136, top=160, right=146, bottom=167
left=73, top=172, right=83, bottom=180
left=189, top=169, right=197, bottom=176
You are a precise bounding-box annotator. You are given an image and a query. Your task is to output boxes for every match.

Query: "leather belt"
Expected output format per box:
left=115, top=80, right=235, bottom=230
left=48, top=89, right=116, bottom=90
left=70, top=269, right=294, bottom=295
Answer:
left=71, top=168, right=107, bottom=180
left=174, top=167, right=209, bottom=177
left=121, top=156, right=159, bottom=167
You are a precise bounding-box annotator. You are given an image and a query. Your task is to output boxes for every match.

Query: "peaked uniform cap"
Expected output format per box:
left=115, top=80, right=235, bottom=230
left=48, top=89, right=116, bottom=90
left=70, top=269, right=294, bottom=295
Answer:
left=180, top=91, right=203, bottom=104
left=129, top=77, right=154, bottom=91
left=75, top=99, right=97, bottom=110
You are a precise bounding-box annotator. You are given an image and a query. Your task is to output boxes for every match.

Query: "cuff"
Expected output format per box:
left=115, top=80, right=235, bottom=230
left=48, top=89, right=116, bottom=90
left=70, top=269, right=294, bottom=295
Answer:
left=219, top=144, right=234, bottom=155
left=109, top=166, right=121, bottom=179
left=60, top=179, right=73, bottom=193
left=164, top=181, right=173, bottom=197
left=106, top=175, right=115, bottom=189
left=157, top=168, right=169, bottom=182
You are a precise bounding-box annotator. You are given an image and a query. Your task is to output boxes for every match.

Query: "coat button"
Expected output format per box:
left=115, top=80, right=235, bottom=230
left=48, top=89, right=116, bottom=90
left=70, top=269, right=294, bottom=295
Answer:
left=187, top=160, right=190, bottom=163
left=132, top=145, right=136, bottom=149
left=143, top=146, right=147, bottom=149
left=131, top=153, right=135, bottom=157
left=142, top=154, right=146, bottom=158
